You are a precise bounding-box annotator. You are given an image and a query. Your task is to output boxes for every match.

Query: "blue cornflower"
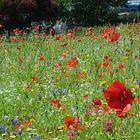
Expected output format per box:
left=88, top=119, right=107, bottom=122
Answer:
left=34, top=135, right=40, bottom=140
left=136, top=80, right=140, bottom=85
left=60, top=89, right=67, bottom=94
left=51, top=90, right=57, bottom=94
left=4, top=114, right=8, bottom=120
left=11, top=118, right=17, bottom=125
left=0, top=126, right=8, bottom=132
left=102, top=86, right=106, bottom=92
left=72, top=106, right=78, bottom=111
left=37, top=92, right=41, bottom=97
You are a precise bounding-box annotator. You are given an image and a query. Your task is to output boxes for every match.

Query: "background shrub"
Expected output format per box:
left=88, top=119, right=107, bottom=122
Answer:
left=59, top=0, right=127, bottom=25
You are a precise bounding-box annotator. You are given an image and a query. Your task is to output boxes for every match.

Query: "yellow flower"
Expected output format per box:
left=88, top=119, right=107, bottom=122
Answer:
left=85, top=122, right=89, bottom=127
left=122, top=56, right=128, bottom=61
left=82, top=69, right=87, bottom=75
left=133, top=84, right=139, bottom=89
left=61, top=98, right=67, bottom=102
left=10, top=135, right=16, bottom=139
left=99, top=81, right=107, bottom=87
left=27, top=128, right=32, bottom=131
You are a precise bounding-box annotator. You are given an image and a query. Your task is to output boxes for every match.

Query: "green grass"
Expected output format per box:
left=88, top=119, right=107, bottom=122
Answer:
left=0, top=24, right=140, bottom=140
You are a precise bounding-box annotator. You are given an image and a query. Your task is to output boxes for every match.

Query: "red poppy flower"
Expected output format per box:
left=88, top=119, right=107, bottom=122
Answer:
left=102, top=28, right=114, bottom=38
left=21, top=37, right=25, bottom=44
left=115, top=104, right=132, bottom=118
left=67, top=57, right=78, bottom=67
left=13, top=28, right=21, bottom=34
left=11, top=36, right=18, bottom=42
left=127, top=49, right=131, bottom=53
left=38, top=55, right=45, bottom=61
left=98, top=74, right=103, bottom=79
left=68, top=30, right=74, bottom=34
left=16, top=46, right=20, bottom=50
left=64, top=116, right=82, bottom=130
left=102, top=33, right=108, bottom=39
left=51, top=98, right=61, bottom=108
left=75, top=27, right=81, bottom=31
left=103, top=80, right=134, bottom=110
left=83, top=95, right=88, bottom=100
left=16, top=121, right=32, bottom=129
left=104, top=56, right=109, bottom=60
left=103, top=62, right=110, bottom=67
left=72, top=123, right=82, bottom=130
left=77, top=39, right=81, bottom=42
left=54, top=62, right=62, bottom=68
left=109, top=32, right=120, bottom=43
left=64, top=116, right=77, bottom=129
left=117, top=64, right=126, bottom=70
left=55, top=35, right=61, bottom=40
left=61, top=43, right=67, bottom=47
left=104, top=103, right=136, bottom=118
left=134, top=55, right=139, bottom=59
left=103, top=104, right=113, bottom=114
left=134, top=95, right=140, bottom=103
left=18, top=58, right=25, bottom=63
left=32, top=75, right=38, bottom=81
left=103, top=28, right=114, bottom=34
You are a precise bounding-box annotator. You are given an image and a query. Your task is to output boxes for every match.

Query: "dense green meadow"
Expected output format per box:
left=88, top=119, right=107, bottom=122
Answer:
left=0, top=23, right=140, bottom=140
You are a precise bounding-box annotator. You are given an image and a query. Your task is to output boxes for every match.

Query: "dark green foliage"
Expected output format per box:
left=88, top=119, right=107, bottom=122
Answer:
left=0, top=0, right=60, bottom=29
left=59, top=0, right=128, bottom=25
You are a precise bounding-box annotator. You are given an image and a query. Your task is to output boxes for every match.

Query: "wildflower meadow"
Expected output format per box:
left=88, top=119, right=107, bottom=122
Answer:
left=0, top=23, right=140, bottom=140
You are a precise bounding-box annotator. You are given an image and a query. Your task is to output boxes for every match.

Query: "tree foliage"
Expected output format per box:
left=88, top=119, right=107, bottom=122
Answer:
left=0, top=0, right=60, bottom=29
left=59, top=0, right=128, bottom=25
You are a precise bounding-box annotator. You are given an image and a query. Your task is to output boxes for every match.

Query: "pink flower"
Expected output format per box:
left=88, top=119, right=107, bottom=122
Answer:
left=67, top=131, right=76, bottom=137
left=104, top=120, right=113, bottom=132
left=92, top=98, right=102, bottom=106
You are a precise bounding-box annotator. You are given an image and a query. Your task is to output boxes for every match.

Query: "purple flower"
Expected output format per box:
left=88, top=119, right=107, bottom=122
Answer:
left=85, top=111, right=91, bottom=116
left=67, top=131, right=76, bottom=137
left=104, top=120, right=113, bottom=132
left=76, top=118, right=80, bottom=123
left=11, top=118, right=17, bottom=125
left=105, top=120, right=112, bottom=125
